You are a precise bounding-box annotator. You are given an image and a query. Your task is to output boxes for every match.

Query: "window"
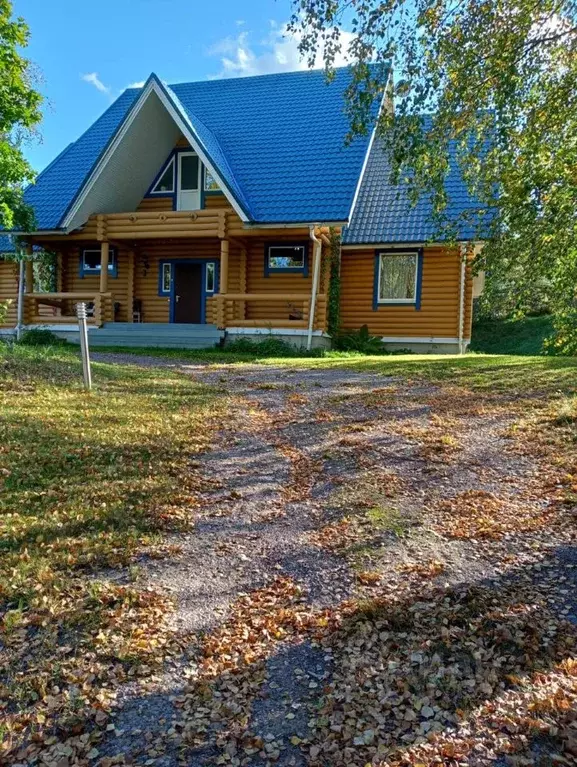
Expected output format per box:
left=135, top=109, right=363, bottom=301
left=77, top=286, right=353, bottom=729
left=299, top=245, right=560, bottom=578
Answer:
left=159, top=262, right=172, bottom=295
left=205, top=262, right=216, bottom=292
left=180, top=154, right=199, bottom=191
left=265, top=244, right=308, bottom=276
left=151, top=157, right=175, bottom=194
left=204, top=169, right=220, bottom=192
left=81, top=248, right=117, bottom=277
left=376, top=251, right=420, bottom=304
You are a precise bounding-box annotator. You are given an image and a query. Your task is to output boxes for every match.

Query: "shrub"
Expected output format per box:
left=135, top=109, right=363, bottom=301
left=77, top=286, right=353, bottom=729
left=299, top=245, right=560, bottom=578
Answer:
left=544, top=310, right=577, bottom=357
left=19, top=328, right=67, bottom=347
left=334, top=325, right=389, bottom=354
left=225, top=336, right=325, bottom=358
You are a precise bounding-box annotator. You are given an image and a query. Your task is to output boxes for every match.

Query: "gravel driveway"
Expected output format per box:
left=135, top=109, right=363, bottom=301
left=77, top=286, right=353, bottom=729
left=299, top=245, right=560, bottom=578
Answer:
left=90, top=354, right=577, bottom=767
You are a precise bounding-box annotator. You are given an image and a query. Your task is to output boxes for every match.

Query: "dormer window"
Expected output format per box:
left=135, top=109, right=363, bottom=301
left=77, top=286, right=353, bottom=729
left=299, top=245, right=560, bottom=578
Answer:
left=151, top=157, right=175, bottom=194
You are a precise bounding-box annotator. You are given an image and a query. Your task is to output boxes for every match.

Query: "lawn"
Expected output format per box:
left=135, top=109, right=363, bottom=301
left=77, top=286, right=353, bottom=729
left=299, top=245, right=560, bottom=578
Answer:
left=1, top=343, right=576, bottom=766
left=0, top=344, right=232, bottom=761
left=470, top=315, right=554, bottom=356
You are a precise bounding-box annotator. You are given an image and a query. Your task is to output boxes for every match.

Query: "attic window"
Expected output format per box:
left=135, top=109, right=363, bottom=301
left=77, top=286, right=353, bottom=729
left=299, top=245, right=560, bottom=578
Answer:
left=151, top=157, right=175, bottom=194
left=204, top=168, right=220, bottom=192
left=265, top=243, right=308, bottom=276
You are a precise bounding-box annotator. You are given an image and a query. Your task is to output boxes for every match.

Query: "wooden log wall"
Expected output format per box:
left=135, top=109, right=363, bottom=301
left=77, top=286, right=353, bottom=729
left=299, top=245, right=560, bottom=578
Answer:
left=0, top=260, right=18, bottom=327
left=340, top=247, right=473, bottom=339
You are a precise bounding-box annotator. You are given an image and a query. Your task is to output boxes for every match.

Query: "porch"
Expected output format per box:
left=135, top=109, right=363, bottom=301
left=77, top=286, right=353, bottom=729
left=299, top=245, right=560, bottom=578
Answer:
left=24, top=214, right=331, bottom=341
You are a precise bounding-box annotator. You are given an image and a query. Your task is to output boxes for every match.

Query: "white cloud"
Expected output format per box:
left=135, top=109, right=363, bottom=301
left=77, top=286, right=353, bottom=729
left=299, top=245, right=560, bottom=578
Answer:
left=209, top=21, right=355, bottom=79
left=127, top=80, right=145, bottom=89
left=81, top=72, right=111, bottom=95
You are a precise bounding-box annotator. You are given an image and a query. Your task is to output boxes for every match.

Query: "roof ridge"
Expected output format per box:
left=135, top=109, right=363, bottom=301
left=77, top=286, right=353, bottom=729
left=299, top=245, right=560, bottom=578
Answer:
left=167, top=64, right=360, bottom=89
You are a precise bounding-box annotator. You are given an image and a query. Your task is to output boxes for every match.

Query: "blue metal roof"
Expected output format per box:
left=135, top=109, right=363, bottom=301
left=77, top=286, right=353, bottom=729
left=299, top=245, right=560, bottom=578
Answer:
left=19, top=67, right=379, bottom=231
left=344, top=135, right=486, bottom=244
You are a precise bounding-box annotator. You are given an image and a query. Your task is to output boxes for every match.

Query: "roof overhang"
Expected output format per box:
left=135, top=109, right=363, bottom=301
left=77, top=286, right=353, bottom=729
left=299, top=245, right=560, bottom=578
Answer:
left=60, top=74, right=250, bottom=232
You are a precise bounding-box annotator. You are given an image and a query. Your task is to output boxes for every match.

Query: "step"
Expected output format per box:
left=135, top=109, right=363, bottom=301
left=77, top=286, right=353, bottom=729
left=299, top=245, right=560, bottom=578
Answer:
left=87, top=336, right=221, bottom=349
left=101, top=323, right=221, bottom=333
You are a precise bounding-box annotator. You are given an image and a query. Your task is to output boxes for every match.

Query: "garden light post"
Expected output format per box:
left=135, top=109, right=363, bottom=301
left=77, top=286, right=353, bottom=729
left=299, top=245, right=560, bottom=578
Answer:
left=76, top=302, right=92, bottom=390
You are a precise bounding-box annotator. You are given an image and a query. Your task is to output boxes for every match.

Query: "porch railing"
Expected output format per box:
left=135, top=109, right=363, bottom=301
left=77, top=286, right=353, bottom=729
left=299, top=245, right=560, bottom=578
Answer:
left=24, top=292, right=113, bottom=326
left=208, top=293, right=327, bottom=329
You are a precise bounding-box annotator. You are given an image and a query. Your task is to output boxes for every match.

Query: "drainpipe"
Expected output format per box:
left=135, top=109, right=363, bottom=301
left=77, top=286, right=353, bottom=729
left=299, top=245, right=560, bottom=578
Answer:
left=307, top=226, right=322, bottom=351
left=458, top=243, right=467, bottom=355
left=15, top=256, right=25, bottom=342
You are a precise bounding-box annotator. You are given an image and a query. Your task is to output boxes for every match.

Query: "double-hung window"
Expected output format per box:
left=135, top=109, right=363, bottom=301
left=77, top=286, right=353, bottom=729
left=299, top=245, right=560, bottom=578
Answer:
left=376, top=251, right=420, bottom=304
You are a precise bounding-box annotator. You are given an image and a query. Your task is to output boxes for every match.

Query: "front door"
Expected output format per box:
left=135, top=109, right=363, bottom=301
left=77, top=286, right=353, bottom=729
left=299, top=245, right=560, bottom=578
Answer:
left=173, top=263, right=202, bottom=323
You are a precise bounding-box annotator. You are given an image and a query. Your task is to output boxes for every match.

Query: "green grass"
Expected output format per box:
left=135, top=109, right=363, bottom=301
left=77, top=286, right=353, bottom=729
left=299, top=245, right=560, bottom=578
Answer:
left=470, top=315, right=554, bottom=356
left=90, top=342, right=577, bottom=396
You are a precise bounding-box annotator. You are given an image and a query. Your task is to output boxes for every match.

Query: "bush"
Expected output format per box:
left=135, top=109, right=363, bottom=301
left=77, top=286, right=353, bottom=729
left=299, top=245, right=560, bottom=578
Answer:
left=334, top=325, right=389, bottom=354
left=224, top=336, right=325, bottom=358
left=19, top=328, right=67, bottom=347
left=543, top=310, right=577, bottom=357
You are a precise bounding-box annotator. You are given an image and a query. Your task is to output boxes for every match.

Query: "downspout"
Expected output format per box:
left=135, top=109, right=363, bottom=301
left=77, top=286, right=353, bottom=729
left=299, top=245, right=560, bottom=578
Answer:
left=307, top=226, right=322, bottom=351
left=15, top=256, right=25, bottom=342
left=458, top=243, right=467, bottom=355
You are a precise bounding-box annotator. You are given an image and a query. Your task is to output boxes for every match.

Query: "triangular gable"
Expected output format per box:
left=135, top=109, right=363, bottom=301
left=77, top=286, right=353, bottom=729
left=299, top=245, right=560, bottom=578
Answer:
left=61, top=74, right=251, bottom=231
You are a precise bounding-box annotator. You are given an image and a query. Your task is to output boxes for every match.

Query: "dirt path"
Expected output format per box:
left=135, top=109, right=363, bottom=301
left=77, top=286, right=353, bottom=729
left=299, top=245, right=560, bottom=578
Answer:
left=90, top=354, right=577, bottom=767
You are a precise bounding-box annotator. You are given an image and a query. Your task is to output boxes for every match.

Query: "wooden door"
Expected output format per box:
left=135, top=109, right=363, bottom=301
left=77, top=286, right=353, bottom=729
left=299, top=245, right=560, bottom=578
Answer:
left=173, top=263, right=202, bottom=323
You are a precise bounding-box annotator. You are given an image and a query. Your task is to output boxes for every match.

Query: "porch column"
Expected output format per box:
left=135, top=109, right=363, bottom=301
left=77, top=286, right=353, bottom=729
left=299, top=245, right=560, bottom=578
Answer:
left=127, top=249, right=135, bottom=322
left=25, top=244, right=34, bottom=293
left=239, top=245, right=247, bottom=321
left=99, top=241, right=110, bottom=294
left=218, top=238, right=229, bottom=328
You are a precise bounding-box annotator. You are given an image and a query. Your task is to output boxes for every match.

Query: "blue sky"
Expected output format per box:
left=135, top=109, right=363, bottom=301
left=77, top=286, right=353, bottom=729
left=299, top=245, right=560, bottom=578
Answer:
left=18, top=0, right=351, bottom=172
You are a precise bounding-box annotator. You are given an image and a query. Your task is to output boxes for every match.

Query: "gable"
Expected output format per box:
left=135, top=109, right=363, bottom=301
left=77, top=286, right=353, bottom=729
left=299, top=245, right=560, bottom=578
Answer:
left=65, top=89, right=183, bottom=232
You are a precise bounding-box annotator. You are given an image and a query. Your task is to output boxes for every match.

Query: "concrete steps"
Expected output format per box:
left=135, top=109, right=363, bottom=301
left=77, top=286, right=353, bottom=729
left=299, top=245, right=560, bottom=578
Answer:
left=82, top=323, right=224, bottom=350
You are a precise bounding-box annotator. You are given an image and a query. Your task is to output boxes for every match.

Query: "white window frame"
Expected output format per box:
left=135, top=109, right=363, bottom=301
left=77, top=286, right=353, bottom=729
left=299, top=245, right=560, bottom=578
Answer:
left=176, top=151, right=201, bottom=211
left=150, top=156, right=175, bottom=194
left=376, top=251, right=419, bottom=304
left=205, top=262, right=216, bottom=293
left=161, top=262, right=172, bottom=294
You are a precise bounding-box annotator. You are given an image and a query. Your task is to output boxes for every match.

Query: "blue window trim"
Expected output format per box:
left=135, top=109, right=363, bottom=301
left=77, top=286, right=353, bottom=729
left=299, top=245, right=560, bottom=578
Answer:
left=372, top=248, right=423, bottom=311
left=158, top=258, right=219, bottom=323
left=146, top=149, right=219, bottom=211
left=79, top=246, right=118, bottom=278
left=264, top=242, right=309, bottom=278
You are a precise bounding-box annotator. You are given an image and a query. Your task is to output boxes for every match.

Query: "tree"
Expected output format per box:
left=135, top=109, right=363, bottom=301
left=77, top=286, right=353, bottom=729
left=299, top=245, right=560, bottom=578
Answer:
left=0, top=0, right=42, bottom=233
left=290, top=0, right=577, bottom=353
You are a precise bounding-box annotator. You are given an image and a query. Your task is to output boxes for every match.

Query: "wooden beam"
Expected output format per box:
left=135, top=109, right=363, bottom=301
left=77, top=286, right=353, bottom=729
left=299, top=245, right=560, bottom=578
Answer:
left=99, top=241, right=109, bottom=294
left=239, top=245, right=247, bottom=322
left=25, top=244, right=34, bottom=293
left=220, top=239, right=229, bottom=294
left=127, top=249, right=135, bottom=323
